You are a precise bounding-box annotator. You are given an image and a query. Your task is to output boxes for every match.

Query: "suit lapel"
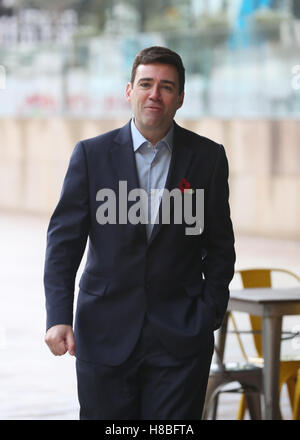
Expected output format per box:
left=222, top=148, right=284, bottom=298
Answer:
left=148, top=122, right=196, bottom=246
left=109, top=121, right=148, bottom=243
left=109, top=121, right=140, bottom=194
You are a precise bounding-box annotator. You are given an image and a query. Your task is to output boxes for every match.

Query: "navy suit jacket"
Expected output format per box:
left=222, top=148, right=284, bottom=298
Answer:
left=44, top=120, right=235, bottom=366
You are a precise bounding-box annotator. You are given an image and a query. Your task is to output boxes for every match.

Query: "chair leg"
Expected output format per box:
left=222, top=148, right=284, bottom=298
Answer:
left=237, top=394, right=247, bottom=420
left=203, top=375, right=229, bottom=419
left=244, top=391, right=262, bottom=420
left=286, top=376, right=297, bottom=411
left=293, top=371, right=300, bottom=420
left=203, top=386, right=223, bottom=420
left=211, top=394, right=220, bottom=420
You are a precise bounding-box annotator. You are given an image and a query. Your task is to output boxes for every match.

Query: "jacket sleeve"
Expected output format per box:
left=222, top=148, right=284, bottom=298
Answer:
left=202, top=144, right=236, bottom=330
left=44, top=141, right=90, bottom=330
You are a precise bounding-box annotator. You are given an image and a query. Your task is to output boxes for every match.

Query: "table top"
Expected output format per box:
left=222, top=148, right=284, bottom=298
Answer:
left=230, top=287, right=300, bottom=303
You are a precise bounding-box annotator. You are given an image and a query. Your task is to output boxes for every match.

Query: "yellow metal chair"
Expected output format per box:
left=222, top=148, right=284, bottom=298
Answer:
left=293, top=369, right=300, bottom=420
left=229, top=268, right=300, bottom=419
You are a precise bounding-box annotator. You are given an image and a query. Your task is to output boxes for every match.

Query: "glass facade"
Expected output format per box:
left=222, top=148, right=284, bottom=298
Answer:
left=0, top=0, right=299, bottom=118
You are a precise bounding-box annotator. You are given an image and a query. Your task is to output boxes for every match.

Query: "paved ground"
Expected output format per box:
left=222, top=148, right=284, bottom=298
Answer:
left=0, top=211, right=299, bottom=420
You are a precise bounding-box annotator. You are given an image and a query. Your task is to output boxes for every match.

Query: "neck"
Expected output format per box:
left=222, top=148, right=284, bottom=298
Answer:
left=134, top=120, right=172, bottom=146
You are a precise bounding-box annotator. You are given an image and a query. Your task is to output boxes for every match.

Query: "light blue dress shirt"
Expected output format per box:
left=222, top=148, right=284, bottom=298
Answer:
left=130, top=118, right=174, bottom=240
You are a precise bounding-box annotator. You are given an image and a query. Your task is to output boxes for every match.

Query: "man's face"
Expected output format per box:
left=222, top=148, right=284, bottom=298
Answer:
left=126, top=63, right=184, bottom=138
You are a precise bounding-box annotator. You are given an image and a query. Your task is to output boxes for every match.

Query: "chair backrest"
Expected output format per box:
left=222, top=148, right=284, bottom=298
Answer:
left=232, top=268, right=300, bottom=359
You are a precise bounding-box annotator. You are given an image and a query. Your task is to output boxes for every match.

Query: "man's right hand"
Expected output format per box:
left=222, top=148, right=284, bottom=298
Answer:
left=45, top=324, right=75, bottom=356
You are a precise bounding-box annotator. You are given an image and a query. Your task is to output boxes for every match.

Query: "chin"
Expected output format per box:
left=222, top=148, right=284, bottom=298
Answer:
left=142, top=118, right=162, bottom=128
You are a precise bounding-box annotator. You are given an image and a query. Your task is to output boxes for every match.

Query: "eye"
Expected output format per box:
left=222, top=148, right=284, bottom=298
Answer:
left=139, top=82, right=151, bottom=88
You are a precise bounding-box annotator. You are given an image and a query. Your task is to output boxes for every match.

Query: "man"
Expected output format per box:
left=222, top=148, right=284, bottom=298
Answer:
left=44, top=46, right=235, bottom=420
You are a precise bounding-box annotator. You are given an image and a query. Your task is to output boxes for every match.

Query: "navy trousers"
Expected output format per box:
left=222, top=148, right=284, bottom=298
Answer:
left=76, top=318, right=214, bottom=420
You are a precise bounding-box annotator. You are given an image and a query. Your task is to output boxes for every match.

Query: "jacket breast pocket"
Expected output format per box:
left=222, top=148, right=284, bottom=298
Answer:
left=79, top=271, right=109, bottom=297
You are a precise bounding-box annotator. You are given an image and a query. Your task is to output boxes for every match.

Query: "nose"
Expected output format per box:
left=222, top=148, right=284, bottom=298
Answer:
left=149, top=84, right=161, bottom=101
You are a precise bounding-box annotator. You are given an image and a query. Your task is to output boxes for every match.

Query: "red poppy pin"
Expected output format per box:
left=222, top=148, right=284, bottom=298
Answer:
left=179, top=178, right=194, bottom=194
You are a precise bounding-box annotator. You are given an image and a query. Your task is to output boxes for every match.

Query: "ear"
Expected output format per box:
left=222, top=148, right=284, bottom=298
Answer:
left=177, top=91, right=184, bottom=110
left=125, top=82, right=132, bottom=102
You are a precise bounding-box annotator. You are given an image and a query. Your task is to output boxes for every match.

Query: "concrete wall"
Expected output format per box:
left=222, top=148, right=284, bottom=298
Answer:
left=0, top=117, right=299, bottom=239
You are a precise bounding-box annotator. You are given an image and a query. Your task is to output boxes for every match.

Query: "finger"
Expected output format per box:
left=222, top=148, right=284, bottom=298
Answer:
left=66, top=333, right=76, bottom=356
left=54, top=340, right=68, bottom=356
left=47, top=339, right=67, bottom=356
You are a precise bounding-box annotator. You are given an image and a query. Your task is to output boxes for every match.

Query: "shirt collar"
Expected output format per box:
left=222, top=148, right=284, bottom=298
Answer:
left=130, top=118, right=173, bottom=153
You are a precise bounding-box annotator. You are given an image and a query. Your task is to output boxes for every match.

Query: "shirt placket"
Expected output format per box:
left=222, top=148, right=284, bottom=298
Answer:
left=149, top=145, right=163, bottom=229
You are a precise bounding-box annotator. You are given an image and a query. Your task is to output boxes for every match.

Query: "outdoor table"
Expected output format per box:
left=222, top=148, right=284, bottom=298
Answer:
left=216, top=287, right=300, bottom=420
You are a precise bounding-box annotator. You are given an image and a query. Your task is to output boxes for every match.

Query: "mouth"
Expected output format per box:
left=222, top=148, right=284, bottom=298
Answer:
left=144, top=106, right=162, bottom=112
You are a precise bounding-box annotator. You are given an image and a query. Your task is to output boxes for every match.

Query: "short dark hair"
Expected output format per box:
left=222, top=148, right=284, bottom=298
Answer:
left=130, top=46, right=185, bottom=94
